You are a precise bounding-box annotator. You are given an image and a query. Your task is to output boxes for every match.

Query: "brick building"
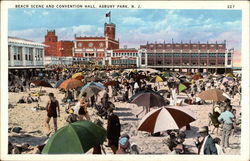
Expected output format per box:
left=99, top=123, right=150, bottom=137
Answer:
left=44, top=30, right=74, bottom=65
left=139, top=41, right=233, bottom=73
left=73, top=22, right=119, bottom=64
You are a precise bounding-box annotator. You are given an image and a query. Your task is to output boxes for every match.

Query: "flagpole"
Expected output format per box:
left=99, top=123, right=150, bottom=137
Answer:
left=109, top=11, right=111, bottom=23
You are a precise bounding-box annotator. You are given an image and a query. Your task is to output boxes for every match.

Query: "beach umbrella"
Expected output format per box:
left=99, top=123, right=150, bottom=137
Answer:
left=42, top=121, right=106, bottom=154
left=162, top=72, right=173, bottom=78
left=79, top=86, right=103, bottom=99
left=72, top=72, right=84, bottom=80
left=138, top=106, right=196, bottom=133
left=134, top=74, right=147, bottom=80
left=80, top=82, right=105, bottom=91
left=178, top=83, right=188, bottom=93
left=54, top=79, right=65, bottom=88
left=130, top=91, right=166, bottom=108
left=222, top=77, right=234, bottom=83
left=59, top=78, right=84, bottom=90
left=31, top=80, right=53, bottom=88
left=150, top=76, right=166, bottom=83
left=104, top=81, right=119, bottom=87
left=111, top=72, right=120, bottom=77
left=90, top=76, right=103, bottom=82
left=192, top=75, right=203, bottom=80
left=225, top=73, right=234, bottom=78
left=198, top=89, right=226, bottom=102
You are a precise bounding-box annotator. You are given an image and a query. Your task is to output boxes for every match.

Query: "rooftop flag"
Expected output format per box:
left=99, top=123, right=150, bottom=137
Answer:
left=105, top=11, right=111, bottom=23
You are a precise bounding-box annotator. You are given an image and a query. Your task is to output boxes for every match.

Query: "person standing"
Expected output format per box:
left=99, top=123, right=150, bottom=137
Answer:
left=107, top=108, right=121, bottom=154
left=45, top=93, right=60, bottom=134
left=75, top=93, right=91, bottom=121
left=218, top=105, right=234, bottom=149
left=194, top=126, right=218, bottom=155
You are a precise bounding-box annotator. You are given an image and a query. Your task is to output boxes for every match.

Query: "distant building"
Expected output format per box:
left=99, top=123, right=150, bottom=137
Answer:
left=8, top=36, right=45, bottom=69
left=139, top=41, right=234, bottom=73
left=106, top=48, right=139, bottom=67
left=73, top=22, right=119, bottom=65
left=44, top=30, right=74, bottom=65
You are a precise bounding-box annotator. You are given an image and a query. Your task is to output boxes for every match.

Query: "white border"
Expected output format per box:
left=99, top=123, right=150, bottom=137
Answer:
left=1, top=1, right=249, bottom=161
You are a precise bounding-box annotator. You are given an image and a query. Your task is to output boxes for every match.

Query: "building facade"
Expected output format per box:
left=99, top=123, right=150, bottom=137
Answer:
left=105, top=48, right=139, bottom=67
left=8, top=36, right=45, bottom=69
left=73, top=22, right=119, bottom=65
left=44, top=30, right=74, bottom=65
left=139, top=41, right=233, bottom=73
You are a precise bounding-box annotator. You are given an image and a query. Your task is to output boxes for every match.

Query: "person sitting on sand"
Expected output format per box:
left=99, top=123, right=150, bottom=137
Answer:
left=45, top=93, right=60, bottom=134
left=116, top=134, right=130, bottom=154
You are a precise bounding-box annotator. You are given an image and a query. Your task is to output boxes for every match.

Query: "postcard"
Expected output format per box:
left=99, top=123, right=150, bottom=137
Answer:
left=1, top=1, right=249, bottom=161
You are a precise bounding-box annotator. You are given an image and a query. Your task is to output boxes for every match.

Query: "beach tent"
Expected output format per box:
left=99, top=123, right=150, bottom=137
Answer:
left=138, top=106, right=196, bottom=133
left=42, top=121, right=106, bottom=154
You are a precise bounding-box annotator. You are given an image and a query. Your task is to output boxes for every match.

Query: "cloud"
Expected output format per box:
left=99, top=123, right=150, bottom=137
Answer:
left=224, top=20, right=241, bottom=26
left=42, top=11, right=49, bottom=16
left=23, top=10, right=36, bottom=16
left=121, top=17, right=145, bottom=25
left=8, top=24, right=104, bottom=42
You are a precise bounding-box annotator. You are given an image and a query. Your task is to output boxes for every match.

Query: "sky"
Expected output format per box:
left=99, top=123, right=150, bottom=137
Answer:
left=8, top=9, right=242, bottom=67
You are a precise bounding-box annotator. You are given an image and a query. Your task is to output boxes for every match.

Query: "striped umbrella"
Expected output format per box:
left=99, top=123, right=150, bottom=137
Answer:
left=138, top=106, right=196, bottom=133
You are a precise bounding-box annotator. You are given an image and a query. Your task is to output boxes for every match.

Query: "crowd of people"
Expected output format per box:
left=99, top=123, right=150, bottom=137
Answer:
left=8, top=64, right=241, bottom=155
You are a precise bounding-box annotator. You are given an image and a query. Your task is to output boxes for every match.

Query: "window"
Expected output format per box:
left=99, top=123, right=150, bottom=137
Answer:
left=8, top=45, right=11, bottom=60
left=18, top=47, right=22, bottom=60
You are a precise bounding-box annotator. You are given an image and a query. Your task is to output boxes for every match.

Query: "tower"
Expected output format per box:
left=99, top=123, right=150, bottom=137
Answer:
left=44, top=30, right=58, bottom=56
left=104, top=23, right=116, bottom=40
left=45, top=30, right=58, bottom=42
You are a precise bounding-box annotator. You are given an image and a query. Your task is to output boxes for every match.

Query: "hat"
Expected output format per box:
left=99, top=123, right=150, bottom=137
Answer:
left=198, top=126, right=208, bottom=133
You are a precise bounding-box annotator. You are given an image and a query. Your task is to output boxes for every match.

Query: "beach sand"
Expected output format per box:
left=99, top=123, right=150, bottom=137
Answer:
left=8, top=85, right=241, bottom=155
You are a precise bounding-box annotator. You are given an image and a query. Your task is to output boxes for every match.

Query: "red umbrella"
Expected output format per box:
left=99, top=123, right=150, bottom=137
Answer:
left=138, top=106, right=196, bottom=133
left=59, top=78, right=84, bottom=90
left=192, top=75, right=203, bottom=80
left=104, top=81, right=119, bottom=87
left=31, top=80, right=53, bottom=88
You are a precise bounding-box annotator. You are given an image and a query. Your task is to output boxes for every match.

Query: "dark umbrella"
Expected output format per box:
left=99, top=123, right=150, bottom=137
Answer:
left=130, top=91, right=166, bottom=108
left=134, top=74, right=147, bottom=80
left=111, top=72, right=120, bottom=77
left=31, top=79, right=53, bottom=93
left=42, top=121, right=106, bottom=154
left=79, top=86, right=103, bottom=99
left=31, top=80, right=52, bottom=88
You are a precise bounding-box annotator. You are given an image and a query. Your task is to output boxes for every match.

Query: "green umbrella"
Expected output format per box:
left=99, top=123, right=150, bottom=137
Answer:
left=42, top=121, right=106, bottom=154
left=178, top=83, right=188, bottom=93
